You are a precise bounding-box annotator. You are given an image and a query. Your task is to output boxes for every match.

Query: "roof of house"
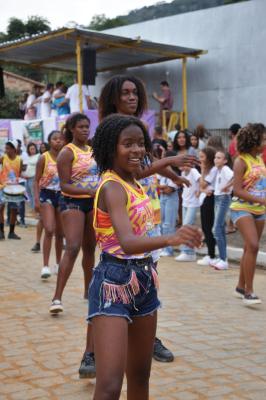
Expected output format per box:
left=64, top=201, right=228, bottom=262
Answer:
left=3, top=70, right=45, bottom=87
left=0, top=26, right=207, bottom=73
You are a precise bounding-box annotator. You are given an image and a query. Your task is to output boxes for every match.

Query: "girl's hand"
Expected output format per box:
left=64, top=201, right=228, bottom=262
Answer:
left=171, top=155, right=199, bottom=169
left=174, top=176, right=190, bottom=187
left=163, top=186, right=175, bottom=194
left=195, top=191, right=200, bottom=198
left=169, top=225, right=203, bottom=248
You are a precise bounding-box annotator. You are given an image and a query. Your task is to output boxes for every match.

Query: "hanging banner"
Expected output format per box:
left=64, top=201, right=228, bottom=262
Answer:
left=24, top=120, right=44, bottom=146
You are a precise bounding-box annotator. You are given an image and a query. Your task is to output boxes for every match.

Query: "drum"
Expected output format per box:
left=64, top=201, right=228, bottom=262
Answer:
left=3, top=184, right=26, bottom=203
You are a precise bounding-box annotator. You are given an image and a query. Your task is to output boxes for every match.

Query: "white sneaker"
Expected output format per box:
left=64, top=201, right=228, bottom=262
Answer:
left=197, top=255, right=211, bottom=266
left=52, top=264, right=59, bottom=275
left=243, top=293, right=262, bottom=306
left=214, top=259, right=229, bottom=270
left=209, top=258, right=221, bottom=267
left=49, top=299, right=63, bottom=314
left=160, top=250, right=172, bottom=257
left=175, top=253, right=196, bottom=262
left=41, top=266, right=51, bottom=279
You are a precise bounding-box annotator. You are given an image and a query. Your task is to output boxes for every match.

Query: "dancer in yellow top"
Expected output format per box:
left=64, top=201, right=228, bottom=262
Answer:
left=0, top=140, right=23, bottom=240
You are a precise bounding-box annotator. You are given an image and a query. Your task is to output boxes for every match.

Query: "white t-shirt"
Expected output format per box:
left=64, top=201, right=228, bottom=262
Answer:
left=204, top=166, right=218, bottom=191
left=66, top=84, right=90, bottom=113
left=26, top=94, right=36, bottom=109
left=214, top=165, right=234, bottom=196
left=22, top=154, right=39, bottom=178
left=40, top=91, right=52, bottom=118
left=182, top=168, right=201, bottom=207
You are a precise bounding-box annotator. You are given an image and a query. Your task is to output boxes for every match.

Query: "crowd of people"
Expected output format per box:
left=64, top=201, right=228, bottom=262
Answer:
left=19, top=77, right=97, bottom=121
left=1, top=74, right=266, bottom=400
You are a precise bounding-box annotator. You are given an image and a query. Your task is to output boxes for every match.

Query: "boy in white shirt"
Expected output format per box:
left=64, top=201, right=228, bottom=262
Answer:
left=175, top=167, right=201, bottom=261
left=40, top=84, right=54, bottom=119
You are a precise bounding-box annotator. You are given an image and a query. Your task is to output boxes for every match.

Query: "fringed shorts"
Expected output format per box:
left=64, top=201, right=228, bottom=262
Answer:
left=88, top=252, right=161, bottom=323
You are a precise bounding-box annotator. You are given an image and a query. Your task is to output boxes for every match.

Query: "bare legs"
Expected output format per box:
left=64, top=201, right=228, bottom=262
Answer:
left=236, top=216, right=264, bottom=294
left=52, top=209, right=95, bottom=302
left=92, top=313, right=157, bottom=400
left=41, top=204, right=63, bottom=267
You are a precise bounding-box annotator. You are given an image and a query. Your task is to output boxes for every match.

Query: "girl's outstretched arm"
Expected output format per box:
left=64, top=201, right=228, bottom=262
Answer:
left=100, top=181, right=202, bottom=255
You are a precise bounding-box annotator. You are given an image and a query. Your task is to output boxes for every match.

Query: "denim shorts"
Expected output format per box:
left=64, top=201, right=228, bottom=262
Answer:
left=231, top=209, right=266, bottom=224
left=60, top=195, right=94, bottom=214
left=40, top=188, right=61, bottom=209
left=88, top=252, right=161, bottom=323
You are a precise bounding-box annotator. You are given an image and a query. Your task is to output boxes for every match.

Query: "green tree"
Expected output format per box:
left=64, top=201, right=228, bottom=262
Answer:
left=6, top=18, right=26, bottom=40
left=88, top=14, right=126, bottom=31
left=0, top=89, right=21, bottom=118
left=25, top=16, right=51, bottom=35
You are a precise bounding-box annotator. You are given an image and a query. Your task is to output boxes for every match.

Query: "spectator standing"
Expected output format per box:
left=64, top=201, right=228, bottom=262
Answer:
left=23, top=143, right=39, bottom=210
left=152, top=80, right=173, bottom=125
left=40, top=83, right=54, bottom=119
left=65, top=77, right=91, bottom=113
left=175, top=165, right=201, bottom=262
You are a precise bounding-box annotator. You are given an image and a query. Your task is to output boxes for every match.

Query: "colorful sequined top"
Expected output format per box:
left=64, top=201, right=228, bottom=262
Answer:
left=230, top=153, right=266, bottom=215
left=0, top=154, right=21, bottom=188
left=139, top=175, right=161, bottom=225
left=62, top=143, right=98, bottom=198
left=93, top=171, right=154, bottom=259
left=39, top=151, right=60, bottom=191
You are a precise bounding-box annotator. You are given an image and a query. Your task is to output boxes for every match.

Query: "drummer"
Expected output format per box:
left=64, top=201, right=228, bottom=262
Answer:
left=0, top=140, right=23, bottom=240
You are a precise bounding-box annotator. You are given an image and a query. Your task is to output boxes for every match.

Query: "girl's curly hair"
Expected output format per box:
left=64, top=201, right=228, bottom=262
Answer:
left=92, top=114, right=152, bottom=174
left=237, top=123, right=265, bottom=153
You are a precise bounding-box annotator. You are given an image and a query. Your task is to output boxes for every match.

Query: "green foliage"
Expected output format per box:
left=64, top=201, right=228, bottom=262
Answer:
left=88, top=0, right=249, bottom=30
left=24, top=16, right=51, bottom=35
left=88, top=14, right=126, bottom=31
left=0, top=89, right=21, bottom=119
left=0, top=16, right=51, bottom=43
left=7, top=18, right=26, bottom=40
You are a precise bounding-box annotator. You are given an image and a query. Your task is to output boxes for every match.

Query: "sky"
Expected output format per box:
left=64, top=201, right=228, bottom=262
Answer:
left=0, top=0, right=166, bottom=32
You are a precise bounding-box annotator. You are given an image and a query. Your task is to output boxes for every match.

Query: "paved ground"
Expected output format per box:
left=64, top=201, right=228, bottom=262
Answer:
left=1, top=226, right=266, bottom=400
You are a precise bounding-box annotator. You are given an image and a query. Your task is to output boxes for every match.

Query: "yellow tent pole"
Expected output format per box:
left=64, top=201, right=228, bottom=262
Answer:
left=182, top=58, right=188, bottom=129
left=76, top=37, right=83, bottom=112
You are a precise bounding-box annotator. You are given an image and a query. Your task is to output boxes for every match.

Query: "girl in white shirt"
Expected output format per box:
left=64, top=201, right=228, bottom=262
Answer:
left=175, top=167, right=201, bottom=262
left=23, top=143, right=39, bottom=210
left=197, top=147, right=218, bottom=266
left=211, top=151, right=234, bottom=270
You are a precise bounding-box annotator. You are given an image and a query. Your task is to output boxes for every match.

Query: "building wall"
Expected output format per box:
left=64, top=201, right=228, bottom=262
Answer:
left=94, top=0, right=265, bottom=130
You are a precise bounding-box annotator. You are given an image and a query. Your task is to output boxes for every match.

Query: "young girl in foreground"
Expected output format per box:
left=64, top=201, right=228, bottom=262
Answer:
left=230, top=123, right=266, bottom=306
left=90, top=114, right=202, bottom=400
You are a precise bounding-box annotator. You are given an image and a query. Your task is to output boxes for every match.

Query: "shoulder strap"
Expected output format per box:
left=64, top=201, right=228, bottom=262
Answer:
left=93, top=173, right=129, bottom=229
left=65, top=143, right=78, bottom=164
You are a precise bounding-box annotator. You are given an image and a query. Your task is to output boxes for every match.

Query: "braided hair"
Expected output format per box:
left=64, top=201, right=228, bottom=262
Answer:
left=63, top=113, right=90, bottom=144
left=98, top=75, right=148, bottom=121
left=92, top=114, right=152, bottom=174
left=237, top=123, right=265, bottom=154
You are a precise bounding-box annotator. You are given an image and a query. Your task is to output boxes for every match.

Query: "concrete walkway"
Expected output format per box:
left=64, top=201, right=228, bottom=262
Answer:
left=0, top=226, right=266, bottom=399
